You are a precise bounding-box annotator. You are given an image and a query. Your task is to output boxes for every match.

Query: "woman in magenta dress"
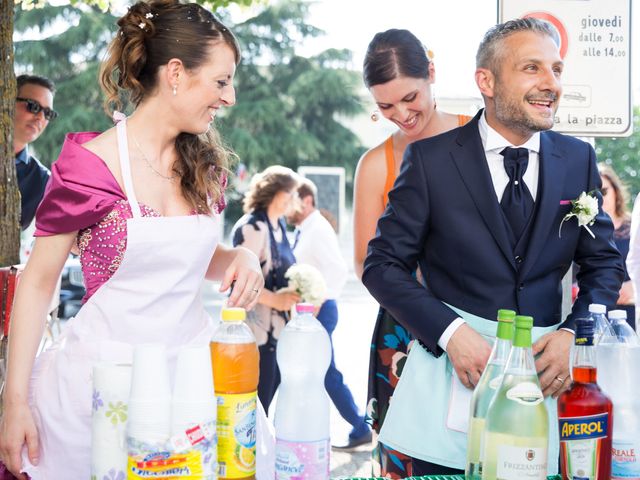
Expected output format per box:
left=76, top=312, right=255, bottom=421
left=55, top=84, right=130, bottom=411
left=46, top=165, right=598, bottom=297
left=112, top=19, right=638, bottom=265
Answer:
left=0, top=1, right=264, bottom=478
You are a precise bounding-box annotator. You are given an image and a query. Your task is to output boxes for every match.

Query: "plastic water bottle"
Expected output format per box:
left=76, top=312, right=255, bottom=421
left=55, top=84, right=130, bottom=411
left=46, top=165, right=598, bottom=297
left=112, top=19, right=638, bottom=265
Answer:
left=608, top=309, right=640, bottom=345
left=599, top=341, right=640, bottom=478
left=274, top=303, right=332, bottom=480
left=611, top=390, right=640, bottom=479
left=596, top=308, right=640, bottom=478
left=589, top=303, right=614, bottom=344
left=211, top=307, right=259, bottom=480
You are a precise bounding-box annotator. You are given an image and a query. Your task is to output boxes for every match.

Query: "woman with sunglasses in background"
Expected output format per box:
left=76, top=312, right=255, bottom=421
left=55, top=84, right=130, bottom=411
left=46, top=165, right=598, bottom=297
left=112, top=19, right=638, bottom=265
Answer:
left=13, top=74, right=58, bottom=230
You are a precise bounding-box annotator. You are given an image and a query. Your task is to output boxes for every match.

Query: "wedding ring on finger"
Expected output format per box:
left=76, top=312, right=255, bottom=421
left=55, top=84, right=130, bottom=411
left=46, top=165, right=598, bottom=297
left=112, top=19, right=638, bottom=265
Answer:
left=555, top=375, right=565, bottom=384
left=252, top=288, right=259, bottom=293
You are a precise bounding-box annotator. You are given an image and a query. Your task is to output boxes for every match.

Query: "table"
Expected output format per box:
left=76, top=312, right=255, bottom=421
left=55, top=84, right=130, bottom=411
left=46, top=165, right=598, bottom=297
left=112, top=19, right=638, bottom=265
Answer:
left=346, top=476, right=563, bottom=479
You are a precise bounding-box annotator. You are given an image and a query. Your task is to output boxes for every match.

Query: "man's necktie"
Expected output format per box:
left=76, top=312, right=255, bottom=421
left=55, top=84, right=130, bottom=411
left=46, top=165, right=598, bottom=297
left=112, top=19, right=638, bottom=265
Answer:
left=500, top=147, right=534, bottom=240
left=292, top=229, right=301, bottom=249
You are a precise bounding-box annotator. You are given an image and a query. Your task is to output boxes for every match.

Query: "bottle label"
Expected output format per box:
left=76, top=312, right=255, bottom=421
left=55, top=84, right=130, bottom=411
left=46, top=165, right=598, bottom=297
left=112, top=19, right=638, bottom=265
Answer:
left=275, top=438, right=330, bottom=480
left=496, top=445, right=547, bottom=479
left=560, top=412, right=609, bottom=441
left=127, top=447, right=207, bottom=478
left=559, top=413, right=609, bottom=480
left=575, top=334, right=594, bottom=346
left=505, top=382, right=544, bottom=406
left=216, top=391, right=257, bottom=478
left=612, top=438, right=640, bottom=479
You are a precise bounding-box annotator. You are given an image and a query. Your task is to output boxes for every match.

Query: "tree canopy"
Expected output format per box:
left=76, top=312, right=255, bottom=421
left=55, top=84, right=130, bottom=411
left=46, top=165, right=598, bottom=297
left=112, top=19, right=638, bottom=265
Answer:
left=14, top=4, right=118, bottom=161
left=596, top=106, right=640, bottom=204
left=12, top=0, right=366, bottom=235
left=16, top=0, right=365, bottom=175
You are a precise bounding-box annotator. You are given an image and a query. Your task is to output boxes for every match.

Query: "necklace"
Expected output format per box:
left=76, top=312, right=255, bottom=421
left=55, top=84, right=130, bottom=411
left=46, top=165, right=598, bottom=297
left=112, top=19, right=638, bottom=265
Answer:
left=130, top=132, right=178, bottom=181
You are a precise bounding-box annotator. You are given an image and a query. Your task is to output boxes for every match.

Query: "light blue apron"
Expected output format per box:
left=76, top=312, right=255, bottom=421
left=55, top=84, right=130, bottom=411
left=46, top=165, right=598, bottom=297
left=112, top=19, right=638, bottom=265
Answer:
left=378, top=304, right=560, bottom=474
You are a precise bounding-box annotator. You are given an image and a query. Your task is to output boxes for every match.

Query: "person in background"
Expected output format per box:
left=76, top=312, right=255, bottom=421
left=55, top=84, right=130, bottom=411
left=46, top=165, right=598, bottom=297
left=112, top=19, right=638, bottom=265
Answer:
left=363, top=18, right=623, bottom=475
left=288, top=177, right=371, bottom=450
left=626, top=193, right=640, bottom=332
left=232, top=165, right=300, bottom=412
left=600, top=163, right=635, bottom=328
left=13, top=74, right=57, bottom=230
left=0, top=2, right=264, bottom=477
left=352, top=28, right=471, bottom=477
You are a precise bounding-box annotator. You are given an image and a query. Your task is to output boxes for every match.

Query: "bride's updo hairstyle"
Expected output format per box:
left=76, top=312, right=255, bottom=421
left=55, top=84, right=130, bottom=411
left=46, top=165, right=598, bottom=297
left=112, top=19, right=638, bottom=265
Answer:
left=100, top=0, right=240, bottom=214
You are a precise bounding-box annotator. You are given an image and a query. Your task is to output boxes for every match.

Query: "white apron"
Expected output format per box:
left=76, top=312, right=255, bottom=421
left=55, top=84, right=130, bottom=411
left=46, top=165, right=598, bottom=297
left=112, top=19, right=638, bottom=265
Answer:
left=378, top=304, right=560, bottom=475
left=21, top=117, right=274, bottom=479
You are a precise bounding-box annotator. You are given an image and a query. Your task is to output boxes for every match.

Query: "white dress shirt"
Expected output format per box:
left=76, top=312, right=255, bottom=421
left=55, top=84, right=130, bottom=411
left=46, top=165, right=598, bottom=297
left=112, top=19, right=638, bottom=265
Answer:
left=293, top=209, right=348, bottom=300
left=437, top=112, right=542, bottom=351
left=626, top=194, right=640, bottom=330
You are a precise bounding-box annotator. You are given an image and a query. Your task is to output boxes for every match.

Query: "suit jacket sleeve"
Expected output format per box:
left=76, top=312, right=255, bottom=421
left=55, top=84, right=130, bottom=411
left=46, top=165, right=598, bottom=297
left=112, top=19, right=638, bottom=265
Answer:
left=565, top=143, right=625, bottom=329
left=362, top=143, right=458, bottom=357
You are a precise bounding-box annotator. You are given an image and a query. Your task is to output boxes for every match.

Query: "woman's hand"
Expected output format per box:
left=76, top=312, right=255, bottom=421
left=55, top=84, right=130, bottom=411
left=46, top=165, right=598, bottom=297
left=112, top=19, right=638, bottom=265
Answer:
left=272, top=291, right=300, bottom=312
left=0, top=400, right=39, bottom=479
left=219, top=247, right=264, bottom=310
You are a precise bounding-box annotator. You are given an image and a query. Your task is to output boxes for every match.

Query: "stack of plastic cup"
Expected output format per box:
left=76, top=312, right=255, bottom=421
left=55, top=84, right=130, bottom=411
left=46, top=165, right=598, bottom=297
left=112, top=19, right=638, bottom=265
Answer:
left=127, top=344, right=172, bottom=446
left=171, top=345, right=217, bottom=479
left=91, top=363, right=132, bottom=480
left=171, top=344, right=217, bottom=434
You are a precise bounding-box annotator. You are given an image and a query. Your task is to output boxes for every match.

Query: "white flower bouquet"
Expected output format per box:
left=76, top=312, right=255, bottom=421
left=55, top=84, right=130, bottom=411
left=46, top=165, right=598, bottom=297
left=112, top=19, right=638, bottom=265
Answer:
left=284, top=264, right=327, bottom=307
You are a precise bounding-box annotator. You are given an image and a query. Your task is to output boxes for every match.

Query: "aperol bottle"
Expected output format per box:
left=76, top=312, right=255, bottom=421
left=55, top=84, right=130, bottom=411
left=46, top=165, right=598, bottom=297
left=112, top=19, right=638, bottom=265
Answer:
left=211, top=307, right=260, bottom=480
left=558, top=318, right=613, bottom=480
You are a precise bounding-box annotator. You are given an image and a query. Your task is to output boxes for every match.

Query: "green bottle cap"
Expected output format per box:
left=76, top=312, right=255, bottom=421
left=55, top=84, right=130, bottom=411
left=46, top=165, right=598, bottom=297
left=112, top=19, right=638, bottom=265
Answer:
left=513, top=315, right=534, bottom=347
left=497, top=309, right=516, bottom=322
left=515, top=315, right=534, bottom=329
left=496, top=309, right=516, bottom=340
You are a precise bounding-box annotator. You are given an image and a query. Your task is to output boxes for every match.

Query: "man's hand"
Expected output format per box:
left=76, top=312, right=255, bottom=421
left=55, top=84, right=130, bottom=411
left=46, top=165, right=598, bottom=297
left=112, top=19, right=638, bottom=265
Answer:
left=532, top=329, right=573, bottom=398
left=446, top=324, right=492, bottom=389
left=618, top=280, right=635, bottom=305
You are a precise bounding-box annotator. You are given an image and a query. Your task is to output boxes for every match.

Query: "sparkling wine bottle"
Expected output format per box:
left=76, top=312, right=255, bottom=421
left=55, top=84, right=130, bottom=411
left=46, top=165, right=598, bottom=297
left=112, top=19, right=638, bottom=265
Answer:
left=558, top=318, right=613, bottom=480
left=481, top=315, right=549, bottom=480
left=465, top=309, right=516, bottom=479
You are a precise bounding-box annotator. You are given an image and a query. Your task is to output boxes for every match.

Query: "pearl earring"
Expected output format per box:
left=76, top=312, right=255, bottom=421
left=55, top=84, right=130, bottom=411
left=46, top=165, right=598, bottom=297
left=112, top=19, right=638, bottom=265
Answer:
left=371, top=110, right=380, bottom=122
left=172, top=85, right=177, bottom=96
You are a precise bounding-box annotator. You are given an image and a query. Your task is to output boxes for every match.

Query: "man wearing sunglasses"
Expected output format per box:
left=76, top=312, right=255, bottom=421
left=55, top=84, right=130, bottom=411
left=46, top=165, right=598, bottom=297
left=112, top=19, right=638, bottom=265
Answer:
left=14, top=74, right=57, bottom=230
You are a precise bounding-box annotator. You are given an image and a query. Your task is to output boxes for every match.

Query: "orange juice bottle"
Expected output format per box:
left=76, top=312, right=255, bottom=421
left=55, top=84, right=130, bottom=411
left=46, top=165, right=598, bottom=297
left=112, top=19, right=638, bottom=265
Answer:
left=211, top=307, right=260, bottom=480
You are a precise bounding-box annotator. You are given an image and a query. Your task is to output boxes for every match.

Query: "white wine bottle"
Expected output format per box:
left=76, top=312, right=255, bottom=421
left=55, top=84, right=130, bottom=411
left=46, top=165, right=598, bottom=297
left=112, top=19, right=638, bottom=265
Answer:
left=481, top=315, right=548, bottom=480
left=465, top=309, right=515, bottom=479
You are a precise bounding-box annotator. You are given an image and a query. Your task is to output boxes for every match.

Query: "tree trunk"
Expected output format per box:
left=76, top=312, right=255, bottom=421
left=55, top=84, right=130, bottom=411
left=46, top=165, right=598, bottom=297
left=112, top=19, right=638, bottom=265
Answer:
left=0, top=0, right=19, bottom=267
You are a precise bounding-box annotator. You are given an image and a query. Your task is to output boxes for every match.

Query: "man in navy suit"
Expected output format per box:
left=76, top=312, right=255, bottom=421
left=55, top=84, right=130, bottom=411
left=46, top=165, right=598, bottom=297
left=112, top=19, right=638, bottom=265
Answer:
left=363, top=18, right=624, bottom=475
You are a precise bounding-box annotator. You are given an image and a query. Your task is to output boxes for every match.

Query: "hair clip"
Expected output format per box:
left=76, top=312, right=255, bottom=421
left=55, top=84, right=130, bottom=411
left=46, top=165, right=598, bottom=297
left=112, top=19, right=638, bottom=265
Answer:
left=138, top=22, right=145, bottom=29
left=426, top=49, right=435, bottom=61
left=145, top=12, right=153, bottom=19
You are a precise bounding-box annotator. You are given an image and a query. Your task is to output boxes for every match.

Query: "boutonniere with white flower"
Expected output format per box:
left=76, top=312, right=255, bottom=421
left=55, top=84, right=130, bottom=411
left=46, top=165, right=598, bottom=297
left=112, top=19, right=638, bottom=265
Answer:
left=559, top=191, right=598, bottom=239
